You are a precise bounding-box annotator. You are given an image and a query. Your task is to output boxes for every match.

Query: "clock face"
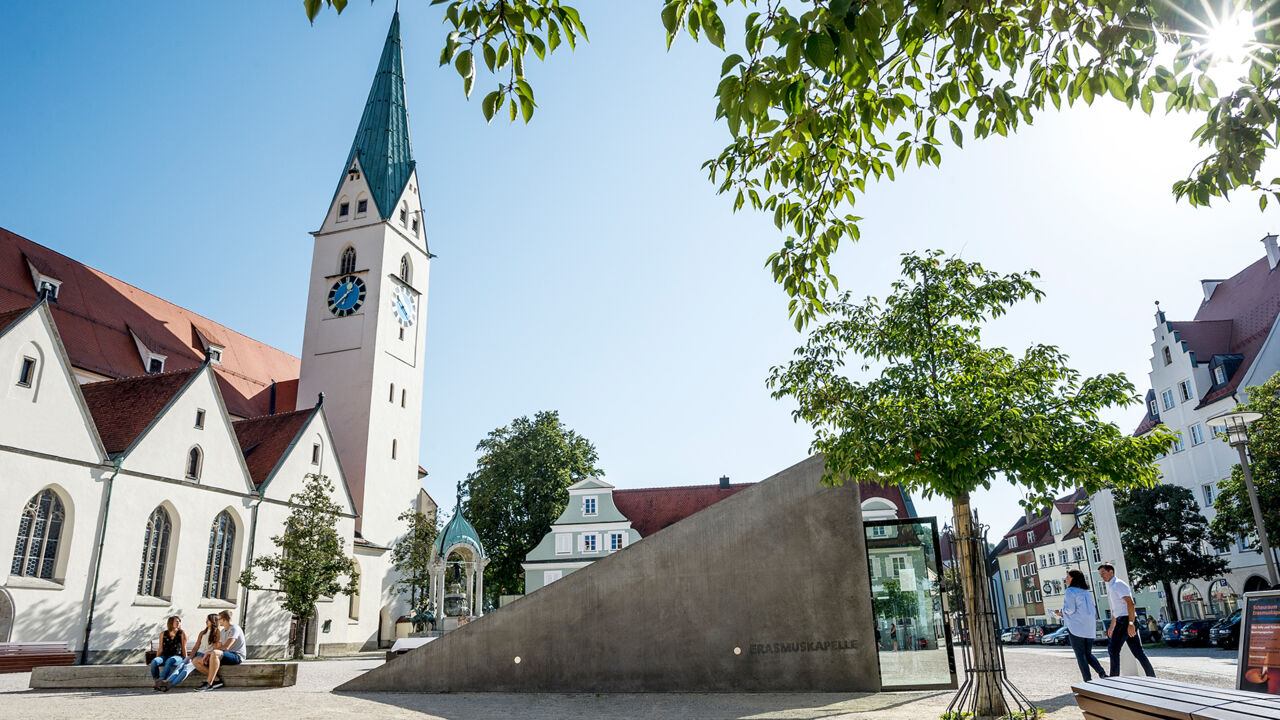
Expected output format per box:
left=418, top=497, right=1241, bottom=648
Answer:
left=391, top=285, right=417, bottom=327
left=327, top=275, right=367, bottom=317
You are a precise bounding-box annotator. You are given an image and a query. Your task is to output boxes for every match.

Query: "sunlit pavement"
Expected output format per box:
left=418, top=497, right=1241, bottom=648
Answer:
left=0, top=646, right=1241, bottom=719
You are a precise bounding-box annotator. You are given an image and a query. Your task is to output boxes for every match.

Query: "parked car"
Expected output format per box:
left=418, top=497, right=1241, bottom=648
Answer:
left=1041, top=626, right=1071, bottom=645
left=1210, top=610, right=1243, bottom=650
left=1164, top=619, right=1214, bottom=647
left=1001, top=626, right=1032, bottom=644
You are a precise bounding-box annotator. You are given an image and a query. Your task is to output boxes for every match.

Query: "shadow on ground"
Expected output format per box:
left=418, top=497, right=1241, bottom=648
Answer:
left=331, top=690, right=949, bottom=720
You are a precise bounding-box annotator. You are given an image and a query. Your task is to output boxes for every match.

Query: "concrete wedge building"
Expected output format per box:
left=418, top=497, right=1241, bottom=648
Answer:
left=337, top=455, right=884, bottom=693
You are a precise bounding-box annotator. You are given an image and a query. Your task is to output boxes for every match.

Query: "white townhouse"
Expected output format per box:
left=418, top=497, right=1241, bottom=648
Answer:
left=1131, top=235, right=1280, bottom=619
left=0, top=11, right=439, bottom=659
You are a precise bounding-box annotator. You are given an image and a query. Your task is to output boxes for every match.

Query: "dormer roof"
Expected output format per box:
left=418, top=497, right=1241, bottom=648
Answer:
left=80, top=367, right=200, bottom=456
left=233, top=408, right=316, bottom=486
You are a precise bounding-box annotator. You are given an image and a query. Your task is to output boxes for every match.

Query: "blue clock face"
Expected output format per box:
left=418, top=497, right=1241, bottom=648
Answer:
left=327, top=275, right=366, bottom=317
left=391, top=286, right=416, bottom=327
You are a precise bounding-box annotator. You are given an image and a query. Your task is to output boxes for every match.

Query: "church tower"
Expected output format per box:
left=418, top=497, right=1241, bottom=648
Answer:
left=297, top=11, right=430, bottom=544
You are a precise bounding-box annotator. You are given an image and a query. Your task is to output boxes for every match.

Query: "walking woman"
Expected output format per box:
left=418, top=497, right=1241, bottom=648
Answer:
left=150, top=616, right=187, bottom=691
left=1054, top=569, right=1107, bottom=682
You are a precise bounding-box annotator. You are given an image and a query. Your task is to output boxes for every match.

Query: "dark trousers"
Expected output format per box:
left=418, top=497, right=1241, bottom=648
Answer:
left=1108, top=616, right=1156, bottom=677
left=1068, top=632, right=1107, bottom=681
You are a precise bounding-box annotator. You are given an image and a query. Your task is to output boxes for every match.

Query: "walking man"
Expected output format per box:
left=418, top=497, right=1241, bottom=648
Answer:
left=1098, top=563, right=1155, bottom=678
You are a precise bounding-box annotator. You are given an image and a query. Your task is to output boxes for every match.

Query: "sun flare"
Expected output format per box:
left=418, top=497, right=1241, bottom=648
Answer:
left=1202, top=8, right=1257, bottom=64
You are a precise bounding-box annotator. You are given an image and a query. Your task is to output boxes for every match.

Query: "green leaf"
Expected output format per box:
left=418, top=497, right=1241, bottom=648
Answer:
left=304, top=0, right=322, bottom=22
left=455, top=49, right=474, bottom=80
left=482, top=91, right=501, bottom=122
left=661, top=3, right=679, bottom=35
left=784, top=80, right=806, bottom=115
left=483, top=43, right=497, bottom=72
left=949, top=121, right=963, bottom=148
left=705, top=11, right=726, bottom=49
left=1198, top=74, right=1218, bottom=98
left=804, top=32, right=835, bottom=69
left=1140, top=87, right=1154, bottom=114
left=721, top=53, right=743, bottom=78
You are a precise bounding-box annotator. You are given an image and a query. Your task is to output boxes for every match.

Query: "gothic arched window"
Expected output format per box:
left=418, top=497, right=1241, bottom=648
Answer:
left=340, top=247, right=357, bottom=275
left=203, top=511, right=236, bottom=600
left=138, top=507, right=173, bottom=597
left=186, top=446, right=202, bottom=481
left=10, top=489, right=66, bottom=580
left=399, top=254, right=412, bottom=285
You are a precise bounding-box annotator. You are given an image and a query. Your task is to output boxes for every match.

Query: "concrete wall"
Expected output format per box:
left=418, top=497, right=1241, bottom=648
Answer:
left=338, top=455, right=881, bottom=693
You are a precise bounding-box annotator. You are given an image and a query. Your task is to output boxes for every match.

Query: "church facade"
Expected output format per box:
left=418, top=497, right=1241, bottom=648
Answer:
left=0, top=12, right=431, bottom=661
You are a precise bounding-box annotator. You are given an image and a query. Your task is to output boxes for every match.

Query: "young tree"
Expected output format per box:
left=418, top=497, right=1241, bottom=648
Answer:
left=1210, top=373, right=1280, bottom=564
left=768, top=251, right=1171, bottom=716
left=1116, top=484, right=1229, bottom=621
left=305, top=0, right=1275, bottom=327
left=240, top=473, right=359, bottom=659
left=461, top=410, right=602, bottom=595
left=391, top=507, right=440, bottom=622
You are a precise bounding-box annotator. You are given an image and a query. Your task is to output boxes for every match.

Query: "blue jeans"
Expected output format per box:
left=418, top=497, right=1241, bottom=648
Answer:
left=149, top=656, right=184, bottom=682
left=166, top=657, right=198, bottom=687
left=1068, top=632, right=1107, bottom=681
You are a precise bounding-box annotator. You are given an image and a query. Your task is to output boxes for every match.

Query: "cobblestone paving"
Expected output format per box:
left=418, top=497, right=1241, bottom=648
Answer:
left=0, top=645, right=1241, bottom=719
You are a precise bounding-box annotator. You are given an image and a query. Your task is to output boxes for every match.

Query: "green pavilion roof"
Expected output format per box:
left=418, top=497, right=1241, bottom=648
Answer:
left=437, top=503, right=485, bottom=558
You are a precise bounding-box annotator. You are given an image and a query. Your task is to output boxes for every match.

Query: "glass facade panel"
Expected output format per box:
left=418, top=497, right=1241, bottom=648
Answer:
left=865, top=518, right=955, bottom=690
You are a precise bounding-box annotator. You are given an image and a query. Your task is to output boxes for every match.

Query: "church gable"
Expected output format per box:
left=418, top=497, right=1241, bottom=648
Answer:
left=118, top=366, right=254, bottom=493
left=256, top=409, right=356, bottom=517
left=0, top=302, right=104, bottom=462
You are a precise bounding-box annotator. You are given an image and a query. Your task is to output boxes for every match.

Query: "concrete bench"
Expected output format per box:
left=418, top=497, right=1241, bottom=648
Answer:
left=0, top=643, right=76, bottom=674
left=29, top=662, right=298, bottom=689
left=1073, top=675, right=1280, bottom=719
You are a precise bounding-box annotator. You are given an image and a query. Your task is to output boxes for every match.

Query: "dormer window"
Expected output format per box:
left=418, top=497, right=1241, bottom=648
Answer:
left=1148, top=398, right=1159, bottom=417
left=147, top=357, right=165, bottom=374
left=1214, top=366, right=1227, bottom=384
left=37, top=280, right=59, bottom=302
left=1027, top=531, right=1035, bottom=542
left=1009, top=536, right=1018, bottom=548
left=206, top=346, right=223, bottom=365
left=1163, top=346, right=1172, bottom=365
left=583, top=497, right=597, bottom=516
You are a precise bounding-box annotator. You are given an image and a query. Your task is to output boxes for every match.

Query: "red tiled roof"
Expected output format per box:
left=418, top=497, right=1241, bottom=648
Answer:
left=1168, top=319, right=1234, bottom=360
left=0, top=228, right=300, bottom=418
left=80, top=368, right=199, bottom=454
left=613, top=480, right=910, bottom=537
left=1187, top=256, right=1280, bottom=407
left=1063, top=525, right=1082, bottom=540
left=613, top=483, right=753, bottom=537
left=0, top=306, right=29, bottom=335
left=233, top=408, right=315, bottom=485
left=996, top=488, right=1087, bottom=556
left=1134, top=414, right=1162, bottom=436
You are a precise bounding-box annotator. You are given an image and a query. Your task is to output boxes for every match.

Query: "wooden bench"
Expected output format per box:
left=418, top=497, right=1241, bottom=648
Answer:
left=29, top=662, right=298, bottom=689
left=1073, top=676, right=1280, bottom=719
left=0, top=643, right=76, bottom=674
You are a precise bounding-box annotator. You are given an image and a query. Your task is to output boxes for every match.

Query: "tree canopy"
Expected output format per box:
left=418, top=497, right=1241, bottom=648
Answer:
left=1210, top=373, right=1280, bottom=557
left=392, top=506, right=440, bottom=620
left=461, top=410, right=603, bottom=595
left=1116, top=484, right=1229, bottom=620
left=767, top=250, right=1171, bottom=506
left=306, top=0, right=1277, bottom=326
left=240, top=473, right=359, bottom=658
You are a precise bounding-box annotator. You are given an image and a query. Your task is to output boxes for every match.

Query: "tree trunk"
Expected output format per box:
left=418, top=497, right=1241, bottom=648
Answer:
left=1163, top=580, right=1179, bottom=622
left=953, top=493, right=1008, bottom=718
left=292, top=616, right=307, bottom=660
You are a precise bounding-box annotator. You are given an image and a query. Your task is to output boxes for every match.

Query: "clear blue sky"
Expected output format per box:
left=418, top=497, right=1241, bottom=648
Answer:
left=1, top=2, right=1274, bottom=539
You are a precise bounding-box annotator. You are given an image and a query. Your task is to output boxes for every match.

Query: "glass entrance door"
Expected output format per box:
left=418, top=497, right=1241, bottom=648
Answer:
left=865, top=517, right=957, bottom=690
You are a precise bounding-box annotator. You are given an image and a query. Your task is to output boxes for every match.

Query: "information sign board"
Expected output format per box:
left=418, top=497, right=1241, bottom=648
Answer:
left=1238, top=590, right=1280, bottom=694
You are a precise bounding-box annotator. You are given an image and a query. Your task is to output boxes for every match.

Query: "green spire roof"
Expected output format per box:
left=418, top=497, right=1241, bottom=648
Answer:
left=337, top=11, right=415, bottom=221
left=437, top=490, right=485, bottom=558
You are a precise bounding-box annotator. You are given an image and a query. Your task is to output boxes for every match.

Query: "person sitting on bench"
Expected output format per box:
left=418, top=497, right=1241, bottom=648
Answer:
left=196, top=610, right=245, bottom=691
left=150, top=616, right=187, bottom=691
left=169, top=614, right=218, bottom=690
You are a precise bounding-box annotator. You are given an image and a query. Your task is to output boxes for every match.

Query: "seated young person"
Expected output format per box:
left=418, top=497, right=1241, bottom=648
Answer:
left=174, top=614, right=220, bottom=691
left=150, top=616, right=187, bottom=691
left=197, top=610, right=246, bottom=691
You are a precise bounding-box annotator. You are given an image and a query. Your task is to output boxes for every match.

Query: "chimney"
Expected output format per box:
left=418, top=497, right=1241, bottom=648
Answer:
left=1201, top=279, right=1224, bottom=302
left=1264, top=233, right=1280, bottom=271
left=719, top=475, right=730, bottom=489
left=268, top=380, right=277, bottom=414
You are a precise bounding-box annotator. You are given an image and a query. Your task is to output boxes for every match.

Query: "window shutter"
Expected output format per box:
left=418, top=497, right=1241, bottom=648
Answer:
left=578, top=533, right=585, bottom=552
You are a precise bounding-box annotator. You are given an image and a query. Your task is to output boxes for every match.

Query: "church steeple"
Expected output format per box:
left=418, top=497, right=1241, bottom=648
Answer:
left=335, top=11, right=415, bottom=222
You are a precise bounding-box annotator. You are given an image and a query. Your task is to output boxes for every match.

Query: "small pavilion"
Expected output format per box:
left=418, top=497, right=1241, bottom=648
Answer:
left=430, top=490, right=489, bottom=629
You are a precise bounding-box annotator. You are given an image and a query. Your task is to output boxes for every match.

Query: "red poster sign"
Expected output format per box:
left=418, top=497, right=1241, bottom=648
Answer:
left=1238, top=591, right=1280, bottom=695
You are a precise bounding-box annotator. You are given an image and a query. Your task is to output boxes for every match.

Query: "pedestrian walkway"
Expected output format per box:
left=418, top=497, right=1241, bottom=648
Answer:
left=0, top=646, right=1238, bottom=719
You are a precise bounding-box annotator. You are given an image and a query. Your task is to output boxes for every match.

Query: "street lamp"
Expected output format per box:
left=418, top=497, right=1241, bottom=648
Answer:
left=1206, top=410, right=1280, bottom=587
